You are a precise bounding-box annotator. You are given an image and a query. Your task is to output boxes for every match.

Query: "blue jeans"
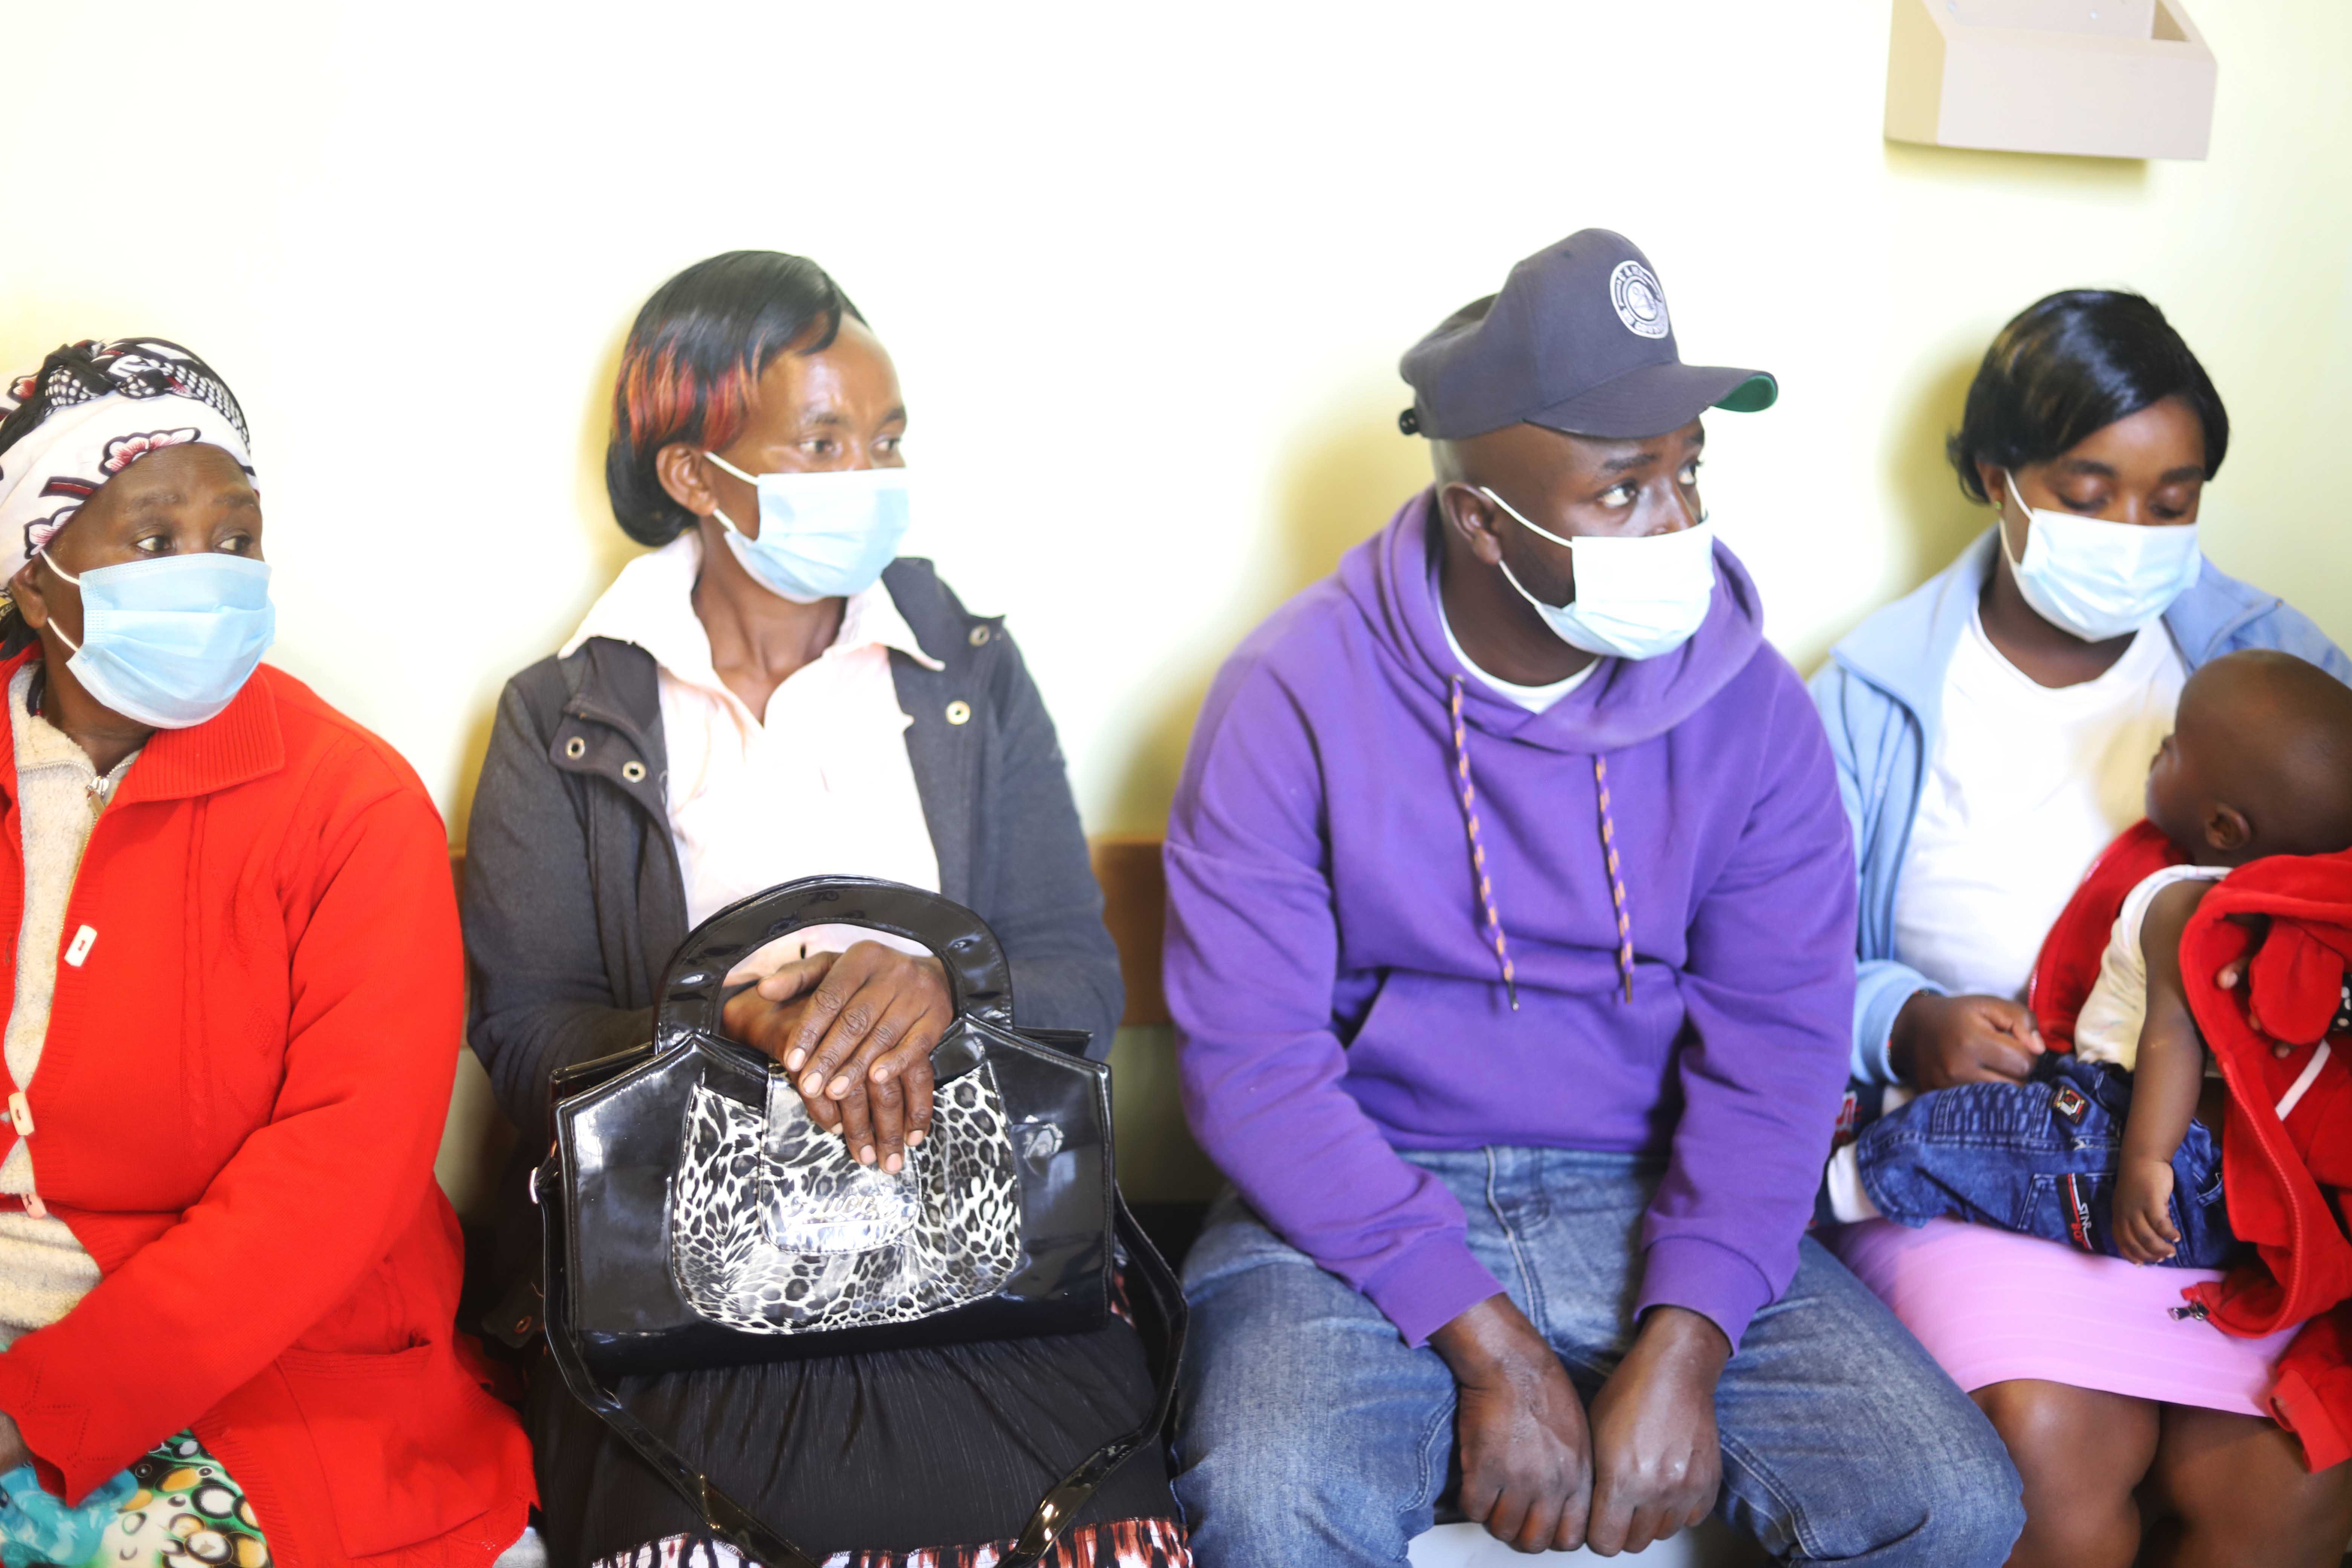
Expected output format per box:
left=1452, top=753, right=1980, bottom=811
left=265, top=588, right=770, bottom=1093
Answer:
left=1175, top=1148, right=2024, bottom=1566
left=1855, top=1055, right=2236, bottom=1268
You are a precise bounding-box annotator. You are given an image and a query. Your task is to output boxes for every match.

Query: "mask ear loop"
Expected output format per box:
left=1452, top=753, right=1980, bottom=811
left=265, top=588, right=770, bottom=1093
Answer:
left=1479, top=485, right=1577, bottom=550
left=2000, top=472, right=2041, bottom=571
left=701, top=451, right=758, bottom=539
left=29, top=547, right=83, bottom=654
left=1479, top=486, right=1577, bottom=616
left=1479, top=485, right=1710, bottom=548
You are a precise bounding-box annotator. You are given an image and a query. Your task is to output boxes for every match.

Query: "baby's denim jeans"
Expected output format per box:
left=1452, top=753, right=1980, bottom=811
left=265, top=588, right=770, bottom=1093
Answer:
left=1854, top=1054, right=2235, bottom=1268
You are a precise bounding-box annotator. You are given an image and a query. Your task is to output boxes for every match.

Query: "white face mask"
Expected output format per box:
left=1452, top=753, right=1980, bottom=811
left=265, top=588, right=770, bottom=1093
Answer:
left=1478, top=487, right=1717, bottom=662
left=702, top=454, right=912, bottom=604
left=43, top=551, right=276, bottom=729
left=2001, top=472, right=2202, bottom=643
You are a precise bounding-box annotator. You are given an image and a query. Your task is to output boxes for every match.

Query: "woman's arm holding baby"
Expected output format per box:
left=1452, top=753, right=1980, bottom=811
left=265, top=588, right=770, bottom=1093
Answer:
left=2116, top=878, right=2218, bottom=1264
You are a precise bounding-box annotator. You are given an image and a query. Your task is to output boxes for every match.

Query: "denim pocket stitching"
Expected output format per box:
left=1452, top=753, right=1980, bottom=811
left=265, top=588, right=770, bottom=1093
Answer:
left=1715, top=1424, right=1815, bottom=1560
left=1482, top=1149, right=1550, bottom=1335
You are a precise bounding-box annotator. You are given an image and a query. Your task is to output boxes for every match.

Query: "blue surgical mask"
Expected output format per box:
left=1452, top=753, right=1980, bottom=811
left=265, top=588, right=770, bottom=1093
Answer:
left=1479, top=487, right=1718, bottom=662
left=701, top=454, right=912, bottom=604
left=44, top=552, right=276, bottom=729
left=2002, top=473, right=2201, bottom=642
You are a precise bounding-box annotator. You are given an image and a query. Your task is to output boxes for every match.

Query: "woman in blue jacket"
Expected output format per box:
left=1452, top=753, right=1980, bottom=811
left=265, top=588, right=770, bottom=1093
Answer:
left=1811, top=291, right=2352, bottom=1568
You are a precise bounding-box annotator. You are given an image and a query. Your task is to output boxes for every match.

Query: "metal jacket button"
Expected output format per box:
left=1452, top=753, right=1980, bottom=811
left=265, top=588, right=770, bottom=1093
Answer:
left=621, top=760, right=648, bottom=783
left=945, top=701, right=971, bottom=726
left=968, top=625, right=991, bottom=647
left=564, top=736, right=587, bottom=760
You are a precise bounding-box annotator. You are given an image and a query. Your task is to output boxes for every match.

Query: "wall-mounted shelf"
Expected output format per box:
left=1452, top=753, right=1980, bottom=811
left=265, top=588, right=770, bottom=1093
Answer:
left=1885, top=0, right=2217, bottom=160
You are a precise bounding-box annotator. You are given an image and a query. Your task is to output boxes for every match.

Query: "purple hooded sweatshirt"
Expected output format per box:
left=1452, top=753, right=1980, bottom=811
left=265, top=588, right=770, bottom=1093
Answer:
left=1164, top=491, right=1856, bottom=1349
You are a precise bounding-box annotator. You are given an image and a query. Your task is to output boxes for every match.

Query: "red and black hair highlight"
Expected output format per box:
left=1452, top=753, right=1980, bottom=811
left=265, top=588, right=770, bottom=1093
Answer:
left=605, top=251, right=863, bottom=545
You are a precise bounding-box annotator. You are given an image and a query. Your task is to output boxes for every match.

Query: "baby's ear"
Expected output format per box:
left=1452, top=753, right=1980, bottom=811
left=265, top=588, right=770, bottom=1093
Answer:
left=2207, top=802, right=2252, bottom=853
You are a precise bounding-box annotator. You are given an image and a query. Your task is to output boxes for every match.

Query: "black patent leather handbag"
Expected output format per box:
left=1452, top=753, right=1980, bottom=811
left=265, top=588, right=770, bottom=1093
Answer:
left=537, top=876, right=1184, bottom=1568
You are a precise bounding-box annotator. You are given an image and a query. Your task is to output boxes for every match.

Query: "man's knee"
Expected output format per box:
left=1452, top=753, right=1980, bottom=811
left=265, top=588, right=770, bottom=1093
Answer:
left=1824, top=1388, right=2023, bottom=1565
left=1176, top=1399, right=1421, bottom=1567
left=1899, top=1443, right=2027, bottom=1566
left=1729, top=1384, right=2022, bottom=1567
left=1176, top=1251, right=1450, bottom=1566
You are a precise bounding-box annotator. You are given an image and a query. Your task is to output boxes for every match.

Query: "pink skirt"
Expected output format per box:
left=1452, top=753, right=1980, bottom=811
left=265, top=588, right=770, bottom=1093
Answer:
left=1827, top=1218, right=2297, bottom=1415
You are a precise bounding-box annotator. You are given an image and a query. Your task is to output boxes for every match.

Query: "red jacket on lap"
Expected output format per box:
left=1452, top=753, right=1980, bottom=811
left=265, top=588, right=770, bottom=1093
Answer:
left=2031, top=825, right=2352, bottom=1471
left=0, top=648, right=535, bottom=1560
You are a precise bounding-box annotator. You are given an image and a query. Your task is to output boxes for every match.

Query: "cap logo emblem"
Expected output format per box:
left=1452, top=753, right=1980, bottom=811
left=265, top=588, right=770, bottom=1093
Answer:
left=1609, top=260, right=1669, bottom=340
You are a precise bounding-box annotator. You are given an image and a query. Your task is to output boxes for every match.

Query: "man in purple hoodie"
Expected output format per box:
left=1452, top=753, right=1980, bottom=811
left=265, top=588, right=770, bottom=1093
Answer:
left=1164, top=232, right=2024, bottom=1565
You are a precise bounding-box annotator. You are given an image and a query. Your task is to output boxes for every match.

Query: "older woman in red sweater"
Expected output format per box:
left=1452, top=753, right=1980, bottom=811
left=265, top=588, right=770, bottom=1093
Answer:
left=0, top=340, right=532, bottom=1568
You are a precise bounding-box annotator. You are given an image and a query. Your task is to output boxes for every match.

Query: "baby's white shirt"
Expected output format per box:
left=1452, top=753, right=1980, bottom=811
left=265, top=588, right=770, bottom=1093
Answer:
left=2072, top=862, right=2230, bottom=1070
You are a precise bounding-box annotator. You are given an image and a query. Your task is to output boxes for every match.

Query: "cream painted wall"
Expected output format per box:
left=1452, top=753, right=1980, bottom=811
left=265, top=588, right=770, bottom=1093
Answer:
left=3, top=0, right=2348, bottom=850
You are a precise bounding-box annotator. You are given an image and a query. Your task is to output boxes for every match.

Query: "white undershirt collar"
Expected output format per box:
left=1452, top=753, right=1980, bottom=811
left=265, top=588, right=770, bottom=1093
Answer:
left=1439, top=598, right=1600, bottom=712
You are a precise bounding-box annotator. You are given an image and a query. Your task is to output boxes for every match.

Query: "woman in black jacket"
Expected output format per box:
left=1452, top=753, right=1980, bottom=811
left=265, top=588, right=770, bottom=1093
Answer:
left=462, top=251, right=1187, bottom=1568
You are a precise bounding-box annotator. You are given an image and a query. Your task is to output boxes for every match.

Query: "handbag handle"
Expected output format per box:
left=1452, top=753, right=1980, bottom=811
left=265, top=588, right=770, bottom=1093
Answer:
left=655, top=876, right=1016, bottom=1044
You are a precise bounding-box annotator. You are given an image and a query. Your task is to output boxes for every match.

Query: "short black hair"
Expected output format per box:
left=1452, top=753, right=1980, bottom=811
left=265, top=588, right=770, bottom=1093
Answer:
left=605, top=251, right=864, bottom=546
left=1947, top=290, right=2228, bottom=504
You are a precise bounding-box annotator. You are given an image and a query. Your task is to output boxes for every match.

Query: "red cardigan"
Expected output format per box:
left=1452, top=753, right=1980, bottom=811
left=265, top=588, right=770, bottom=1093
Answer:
left=0, top=650, right=535, bottom=1560
left=2030, top=825, right=2352, bottom=1471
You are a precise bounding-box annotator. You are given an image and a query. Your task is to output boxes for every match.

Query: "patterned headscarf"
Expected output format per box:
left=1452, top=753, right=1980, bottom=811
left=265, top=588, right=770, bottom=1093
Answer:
left=0, top=339, right=255, bottom=584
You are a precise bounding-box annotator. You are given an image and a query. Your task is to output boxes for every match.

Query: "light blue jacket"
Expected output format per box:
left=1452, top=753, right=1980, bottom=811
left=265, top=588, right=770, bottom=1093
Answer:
left=1808, top=528, right=2352, bottom=1083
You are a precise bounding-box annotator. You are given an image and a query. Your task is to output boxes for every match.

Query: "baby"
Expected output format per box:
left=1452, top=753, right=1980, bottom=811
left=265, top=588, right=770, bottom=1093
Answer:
left=1822, top=649, right=2352, bottom=1266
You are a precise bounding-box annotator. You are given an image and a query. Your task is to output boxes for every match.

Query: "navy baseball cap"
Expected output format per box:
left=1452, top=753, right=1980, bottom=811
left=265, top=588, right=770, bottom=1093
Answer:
left=1400, top=229, right=1777, bottom=441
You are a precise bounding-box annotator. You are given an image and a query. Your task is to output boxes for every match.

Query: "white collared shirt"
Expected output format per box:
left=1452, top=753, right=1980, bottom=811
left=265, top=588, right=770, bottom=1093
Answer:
left=564, top=533, right=943, bottom=969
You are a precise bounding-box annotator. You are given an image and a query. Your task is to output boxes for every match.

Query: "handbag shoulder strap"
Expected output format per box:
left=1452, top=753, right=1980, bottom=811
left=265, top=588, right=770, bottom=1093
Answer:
left=539, top=1158, right=1187, bottom=1568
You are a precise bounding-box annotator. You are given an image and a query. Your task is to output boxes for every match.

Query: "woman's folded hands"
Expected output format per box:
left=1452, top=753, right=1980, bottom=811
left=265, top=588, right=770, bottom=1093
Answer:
left=721, top=942, right=955, bottom=1173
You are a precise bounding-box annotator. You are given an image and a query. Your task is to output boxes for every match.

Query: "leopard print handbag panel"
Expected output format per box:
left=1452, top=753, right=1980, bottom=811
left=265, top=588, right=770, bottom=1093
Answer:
left=668, top=1055, right=1024, bottom=1334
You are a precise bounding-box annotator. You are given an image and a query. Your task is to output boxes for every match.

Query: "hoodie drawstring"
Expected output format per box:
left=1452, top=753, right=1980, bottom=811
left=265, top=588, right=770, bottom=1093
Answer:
left=1594, top=755, right=1634, bottom=1002
left=1448, top=677, right=1518, bottom=1011
left=1446, top=676, right=1635, bottom=1009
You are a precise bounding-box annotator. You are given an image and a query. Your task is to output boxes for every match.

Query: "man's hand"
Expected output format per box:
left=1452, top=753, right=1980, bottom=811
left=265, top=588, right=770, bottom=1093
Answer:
left=1585, top=1306, right=1729, bottom=1556
left=1430, top=1296, right=1593, bottom=1554
left=2113, top=1155, right=2180, bottom=1265
left=1890, top=992, right=2044, bottom=1088
left=720, top=942, right=952, bottom=1172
